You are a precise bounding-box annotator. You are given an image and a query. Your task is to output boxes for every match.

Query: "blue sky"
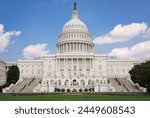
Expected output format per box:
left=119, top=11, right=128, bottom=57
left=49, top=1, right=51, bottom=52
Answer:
left=0, top=0, right=150, bottom=61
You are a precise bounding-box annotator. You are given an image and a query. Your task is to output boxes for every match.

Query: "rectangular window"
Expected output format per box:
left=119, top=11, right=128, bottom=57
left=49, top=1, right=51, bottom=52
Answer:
left=99, top=65, right=102, bottom=70
left=32, top=69, right=34, bottom=74
left=38, top=69, right=40, bottom=74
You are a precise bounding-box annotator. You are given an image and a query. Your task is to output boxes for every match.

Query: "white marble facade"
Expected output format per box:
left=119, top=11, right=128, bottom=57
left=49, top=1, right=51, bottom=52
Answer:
left=2, top=3, right=136, bottom=92
left=0, top=60, right=6, bottom=86
left=32, top=3, right=135, bottom=92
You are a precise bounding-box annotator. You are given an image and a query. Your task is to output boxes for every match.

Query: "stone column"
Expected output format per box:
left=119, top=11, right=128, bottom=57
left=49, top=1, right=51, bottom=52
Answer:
left=64, top=43, right=66, bottom=52
left=63, top=44, right=64, bottom=52
left=63, top=58, right=65, bottom=72
left=71, top=43, right=73, bottom=51
left=77, top=58, right=79, bottom=72
left=85, top=58, right=86, bottom=71
left=87, top=44, right=88, bottom=52
left=69, top=43, right=71, bottom=51
left=91, top=58, right=93, bottom=70
left=79, top=43, right=80, bottom=51
left=71, top=58, right=73, bottom=72
left=58, top=58, right=60, bottom=71
left=56, top=59, right=57, bottom=71
left=93, top=58, right=95, bottom=72
left=59, top=45, right=60, bottom=53
left=90, top=58, right=92, bottom=70
left=83, top=43, right=85, bottom=52
left=59, top=59, right=61, bottom=71
left=73, top=42, right=75, bottom=51
left=90, top=45, right=91, bottom=52
left=66, top=43, right=68, bottom=52
left=61, top=44, right=62, bottom=53
left=60, top=44, right=61, bottom=53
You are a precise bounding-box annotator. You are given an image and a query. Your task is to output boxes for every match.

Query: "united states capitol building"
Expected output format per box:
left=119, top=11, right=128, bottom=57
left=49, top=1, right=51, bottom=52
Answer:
left=1, top=3, right=146, bottom=93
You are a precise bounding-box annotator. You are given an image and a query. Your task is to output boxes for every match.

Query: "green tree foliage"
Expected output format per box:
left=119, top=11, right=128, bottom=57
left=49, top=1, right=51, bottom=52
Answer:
left=129, top=60, right=150, bottom=92
left=66, top=89, right=70, bottom=92
left=0, top=65, right=20, bottom=92
left=6, top=65, right=20, bottom=86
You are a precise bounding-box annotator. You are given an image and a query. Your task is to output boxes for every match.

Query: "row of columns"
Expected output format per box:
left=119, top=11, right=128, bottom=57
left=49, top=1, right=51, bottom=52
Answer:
left=61, top=33, right=89, bottom=40
left=56, top=58, right=94, bottom=72
left=57, top=42, right=93, bottom=53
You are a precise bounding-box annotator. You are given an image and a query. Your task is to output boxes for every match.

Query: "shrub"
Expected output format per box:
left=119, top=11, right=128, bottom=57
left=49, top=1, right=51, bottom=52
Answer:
left=61, top=88, right=65, bottom=92
left=84, top=88, right=88, bottom=92
left=67, top=89, right=70, bottom=92
left=79, top=89, right=83, bottom=92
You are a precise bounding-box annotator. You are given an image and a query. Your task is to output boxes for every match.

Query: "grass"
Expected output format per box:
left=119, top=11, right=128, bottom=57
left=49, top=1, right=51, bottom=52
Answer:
left=0, top=94, right=150, bottom=101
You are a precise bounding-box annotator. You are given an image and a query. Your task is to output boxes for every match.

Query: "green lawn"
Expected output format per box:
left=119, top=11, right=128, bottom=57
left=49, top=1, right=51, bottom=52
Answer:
left=0, top=94, right=150, bottom=101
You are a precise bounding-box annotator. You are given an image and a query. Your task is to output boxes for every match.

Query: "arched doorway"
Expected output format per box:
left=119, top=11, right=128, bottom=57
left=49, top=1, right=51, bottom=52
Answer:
left=96, top=79, right=99, bottom=84
left=50, top=80, right=54, bottom=85
left=73, top=79, right=77, bottom=86
left=72, top=89, right=77, bottom=92
left=88, top=79, right=92, bottom=85
left=64, top=80, right=69, bottom=85
left=80, top=80, right=85, bottom=85
left=58, top=80, right=61, bottom=85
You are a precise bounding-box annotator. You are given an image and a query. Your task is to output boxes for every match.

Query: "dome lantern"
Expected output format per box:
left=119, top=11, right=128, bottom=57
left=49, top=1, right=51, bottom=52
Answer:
left=72, top=2, right=78, bottom=19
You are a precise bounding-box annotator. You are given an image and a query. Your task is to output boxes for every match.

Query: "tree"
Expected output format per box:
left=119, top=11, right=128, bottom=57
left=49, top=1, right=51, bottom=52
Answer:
left=129, top=60, right=150, bottom=92
left=6, top=65, right=20, bottom=86
left=0, top=65, right=20, bottom=92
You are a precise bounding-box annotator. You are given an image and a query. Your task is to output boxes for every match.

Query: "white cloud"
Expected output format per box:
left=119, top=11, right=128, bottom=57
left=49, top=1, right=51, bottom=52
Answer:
left=143, top=27, right=150, bottom=38
left=23, top=43, right=50, bottom=59
left=108, top=40, right=150, bottom=60
left=0, top=24, right=21, bottom=53
left=93, top=23, right=150, bottom=45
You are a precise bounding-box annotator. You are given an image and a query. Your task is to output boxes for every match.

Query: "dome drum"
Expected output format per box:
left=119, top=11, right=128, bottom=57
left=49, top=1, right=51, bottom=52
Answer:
left=59, top=32, right=92, bottom=42
left=57, top=41, right=94, bottom=54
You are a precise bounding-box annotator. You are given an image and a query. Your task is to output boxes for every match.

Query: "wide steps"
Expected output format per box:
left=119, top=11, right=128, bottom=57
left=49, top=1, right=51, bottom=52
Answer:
left=7, top=77, right=42, bottom=93
left=108, top=78, right=141, bottom=92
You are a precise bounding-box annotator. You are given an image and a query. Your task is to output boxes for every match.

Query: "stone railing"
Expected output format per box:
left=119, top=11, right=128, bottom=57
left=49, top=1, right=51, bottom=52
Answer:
left=127, top=78, right=147, bottom=92
left=55, top=85, right=94, bottom=89
left=3, top=83, right=15, bottom=93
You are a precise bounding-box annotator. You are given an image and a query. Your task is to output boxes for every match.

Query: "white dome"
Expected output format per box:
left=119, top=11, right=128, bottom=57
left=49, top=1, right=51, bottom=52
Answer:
left=56, top=2, right=94, bottom=54
left=63, top=18, right=88, bottom=32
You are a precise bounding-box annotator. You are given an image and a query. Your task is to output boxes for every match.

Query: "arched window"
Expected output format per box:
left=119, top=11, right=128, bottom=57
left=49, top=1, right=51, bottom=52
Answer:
left=64, top=80, right=69, bottom=85
left=58, top=80, right=61, bottom=85
left=69, top=34, right=70, bottom=38
left=73, top=79, right=77, bottom=86
left=96, top=79, right=99, bottom=84
left=88, top=80, right=92, bottom=85
left=50, top=80, right=54, bottom=85
left=80, top=80, right=85, bottom=85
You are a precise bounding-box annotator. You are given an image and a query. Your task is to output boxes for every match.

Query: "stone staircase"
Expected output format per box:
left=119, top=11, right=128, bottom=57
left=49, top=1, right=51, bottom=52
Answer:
left=7, top=77, right=42, bottom=93
left=21, top=78, right=42, bottom=93
left=119, top=78, right=141, bottom=92
left=108, top=78, right=128, bottom=92
left=108, top=78, right=141, bottom=92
